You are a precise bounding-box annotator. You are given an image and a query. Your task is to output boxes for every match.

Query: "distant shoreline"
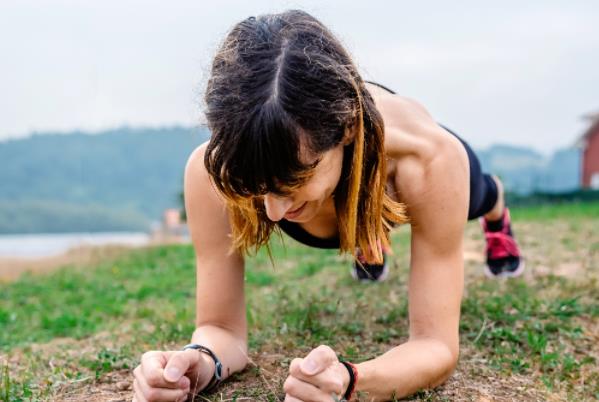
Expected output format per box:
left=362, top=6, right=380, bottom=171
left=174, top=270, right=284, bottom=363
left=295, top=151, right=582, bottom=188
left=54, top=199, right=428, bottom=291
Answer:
left=0, top=231, right=151, bottom=258
left=0, top=232, right=189, bottom=282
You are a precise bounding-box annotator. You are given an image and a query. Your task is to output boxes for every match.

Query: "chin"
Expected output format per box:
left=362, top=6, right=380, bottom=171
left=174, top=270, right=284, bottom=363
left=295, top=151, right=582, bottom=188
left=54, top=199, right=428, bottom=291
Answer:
left=287, top=203, right=316, bottom=223
left=286, top=213, right=311, bottom=223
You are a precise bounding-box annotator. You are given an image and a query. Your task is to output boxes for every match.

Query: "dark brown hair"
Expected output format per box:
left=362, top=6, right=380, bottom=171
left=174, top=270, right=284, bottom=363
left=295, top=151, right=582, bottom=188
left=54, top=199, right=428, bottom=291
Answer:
left=203, top=9, right=407, bottom=263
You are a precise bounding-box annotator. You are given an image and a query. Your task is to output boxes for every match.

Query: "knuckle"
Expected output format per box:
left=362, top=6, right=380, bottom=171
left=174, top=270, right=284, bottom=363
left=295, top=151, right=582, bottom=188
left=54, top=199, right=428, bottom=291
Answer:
left=176, top=389, right=190, bottom=402
left=145, top=373, right=161, bottom=388
left=320, top=376, right=340, bottom=393
left=316, top=344, right=333, bottom=355
left=178, top=375, right=190, bottom=389
left=289, top=358, right=302, bottom=373
left=283, top=376, right=296, bottom=394
left=145, top=388, right=159, bottom=401
left=169, top=351, right=185, bottom=365
left=132, top=379, right=141, bottom=399
left=330, top=378, right=344, bottom=394
left=183, top=348, right=199, bottom=358
left=141, top=350, right=158, bottom=362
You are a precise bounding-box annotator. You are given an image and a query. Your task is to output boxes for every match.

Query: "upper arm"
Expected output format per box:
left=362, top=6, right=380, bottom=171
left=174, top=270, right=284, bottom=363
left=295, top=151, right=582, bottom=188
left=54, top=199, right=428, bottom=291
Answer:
left=396, top=129, right=469, bottom=356
left=184, top=142, right=246, bottom=340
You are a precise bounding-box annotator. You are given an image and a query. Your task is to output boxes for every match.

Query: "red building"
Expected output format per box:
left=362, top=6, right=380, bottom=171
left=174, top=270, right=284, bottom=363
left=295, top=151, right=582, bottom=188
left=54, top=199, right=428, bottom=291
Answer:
left=580, top=112, right=599, bottom=189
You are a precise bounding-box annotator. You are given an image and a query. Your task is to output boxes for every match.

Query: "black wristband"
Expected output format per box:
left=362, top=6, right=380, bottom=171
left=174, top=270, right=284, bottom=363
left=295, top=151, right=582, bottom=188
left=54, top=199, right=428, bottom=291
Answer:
left=339, top=360, right=356, bottom=401
left=182, top=343, right=223, bottom=393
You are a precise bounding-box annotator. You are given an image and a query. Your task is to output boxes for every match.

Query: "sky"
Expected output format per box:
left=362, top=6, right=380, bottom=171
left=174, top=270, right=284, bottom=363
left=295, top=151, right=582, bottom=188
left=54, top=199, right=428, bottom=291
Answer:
left=0, top=0, right=597, bottom=154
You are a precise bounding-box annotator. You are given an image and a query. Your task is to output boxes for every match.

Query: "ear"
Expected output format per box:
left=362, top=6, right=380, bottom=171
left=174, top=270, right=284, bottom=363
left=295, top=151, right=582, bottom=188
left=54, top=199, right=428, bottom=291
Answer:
left=341, top=124, right=356, bottom=146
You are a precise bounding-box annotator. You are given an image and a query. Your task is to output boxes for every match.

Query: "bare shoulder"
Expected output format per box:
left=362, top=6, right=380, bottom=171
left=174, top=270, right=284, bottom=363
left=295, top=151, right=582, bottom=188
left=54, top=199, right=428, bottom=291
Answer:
left=393, top=136, right=469, bottom=245
left=394, top=135, right=468, bottom=210
left=185, top=141, right=237, bottom=214
left=376, top=92, right=467, bottom=183
left=184, top=141, right=219, bottom=211
left=382, top=97, right=470, bottom=230
left=365, top=83, right=434, bottom=136
left=184, top=141, right=235, bottom=258
left=184, top=141, right=210, bottom=185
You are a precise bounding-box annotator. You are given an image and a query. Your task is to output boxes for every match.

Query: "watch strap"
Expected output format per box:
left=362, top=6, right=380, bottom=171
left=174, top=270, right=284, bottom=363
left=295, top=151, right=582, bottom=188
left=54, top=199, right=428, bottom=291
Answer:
left=182, top=343, right=223, bottom=393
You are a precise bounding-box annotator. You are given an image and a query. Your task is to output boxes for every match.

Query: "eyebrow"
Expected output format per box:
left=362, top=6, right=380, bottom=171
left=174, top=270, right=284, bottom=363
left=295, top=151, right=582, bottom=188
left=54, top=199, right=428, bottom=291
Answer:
left=305, top=155, right=322, bottom=168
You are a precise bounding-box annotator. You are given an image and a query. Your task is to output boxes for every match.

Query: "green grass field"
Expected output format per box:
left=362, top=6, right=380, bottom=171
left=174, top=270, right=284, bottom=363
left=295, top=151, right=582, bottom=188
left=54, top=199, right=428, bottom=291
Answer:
left=1, top=203, right=598, bottom=401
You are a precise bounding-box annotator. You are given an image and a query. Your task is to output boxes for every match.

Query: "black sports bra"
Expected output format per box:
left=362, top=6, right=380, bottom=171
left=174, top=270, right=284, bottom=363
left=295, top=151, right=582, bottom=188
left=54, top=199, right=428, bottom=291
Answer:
left=277, top=80, right=396, bottom=249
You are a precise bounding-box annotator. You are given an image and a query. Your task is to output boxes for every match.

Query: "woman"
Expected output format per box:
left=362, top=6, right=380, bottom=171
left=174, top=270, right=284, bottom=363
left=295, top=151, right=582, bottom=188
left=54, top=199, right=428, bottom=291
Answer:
left=132, top=10, right=523, bottom=402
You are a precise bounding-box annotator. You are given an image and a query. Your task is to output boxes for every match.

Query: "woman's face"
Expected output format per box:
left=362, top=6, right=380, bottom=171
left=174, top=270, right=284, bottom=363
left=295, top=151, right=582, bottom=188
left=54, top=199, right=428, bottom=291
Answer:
left=262, top=143, right=345, bottom=223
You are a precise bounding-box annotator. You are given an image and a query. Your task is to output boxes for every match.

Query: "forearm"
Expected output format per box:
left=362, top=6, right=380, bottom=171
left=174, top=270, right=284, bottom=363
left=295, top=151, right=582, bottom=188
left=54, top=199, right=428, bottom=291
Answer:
left=354, top=338, right=458, bottom=401
left=189, top=325, right=249, bottom=389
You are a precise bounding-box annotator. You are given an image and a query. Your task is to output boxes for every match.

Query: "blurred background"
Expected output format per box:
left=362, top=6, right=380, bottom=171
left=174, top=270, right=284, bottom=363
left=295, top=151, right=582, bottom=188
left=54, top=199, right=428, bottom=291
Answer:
left=1, top=0, right=598, bottom=262
left=1, top=2, right=599, bottom=401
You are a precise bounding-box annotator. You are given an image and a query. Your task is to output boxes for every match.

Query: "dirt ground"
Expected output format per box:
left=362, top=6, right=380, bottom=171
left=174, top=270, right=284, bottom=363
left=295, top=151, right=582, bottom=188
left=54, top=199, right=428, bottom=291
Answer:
left=13, top=339, right=584, bottom=402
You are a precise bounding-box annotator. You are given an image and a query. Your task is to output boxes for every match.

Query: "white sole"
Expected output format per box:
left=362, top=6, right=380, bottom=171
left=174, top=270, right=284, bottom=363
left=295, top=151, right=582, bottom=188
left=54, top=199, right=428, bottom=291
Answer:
left=484, top=259, right=525, bottom=279
left=351, top=262, right=389, bottom=282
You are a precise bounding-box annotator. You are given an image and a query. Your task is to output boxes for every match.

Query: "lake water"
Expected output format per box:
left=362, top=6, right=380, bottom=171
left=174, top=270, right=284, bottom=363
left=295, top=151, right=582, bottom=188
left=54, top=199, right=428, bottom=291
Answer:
left=0, top=232, right=151, bottom=258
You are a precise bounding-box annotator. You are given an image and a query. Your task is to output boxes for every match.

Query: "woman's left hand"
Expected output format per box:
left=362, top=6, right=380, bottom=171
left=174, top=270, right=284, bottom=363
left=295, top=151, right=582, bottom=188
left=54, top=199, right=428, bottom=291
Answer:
left=283, top=345, right=349, bottom=402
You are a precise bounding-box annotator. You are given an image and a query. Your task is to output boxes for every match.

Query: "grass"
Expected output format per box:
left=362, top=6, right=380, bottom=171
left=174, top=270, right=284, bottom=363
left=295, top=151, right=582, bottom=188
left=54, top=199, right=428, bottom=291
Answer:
left=509, top=201, right=599, bottom=221
left=0, top=202, right=598, bottom=401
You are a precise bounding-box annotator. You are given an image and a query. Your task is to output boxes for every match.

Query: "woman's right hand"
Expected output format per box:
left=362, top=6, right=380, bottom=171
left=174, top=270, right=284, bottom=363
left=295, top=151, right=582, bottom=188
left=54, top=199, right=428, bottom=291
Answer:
left=132, top=349, right=213, bottom=402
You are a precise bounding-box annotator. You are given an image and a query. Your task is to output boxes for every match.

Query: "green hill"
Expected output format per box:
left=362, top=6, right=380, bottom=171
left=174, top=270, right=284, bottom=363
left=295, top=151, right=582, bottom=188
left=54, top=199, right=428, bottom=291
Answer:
left=477, top=144, right=580, bottom=194
left=0, top=126, right=208, bottom=234
left=0, top=127, right=582, bottom=234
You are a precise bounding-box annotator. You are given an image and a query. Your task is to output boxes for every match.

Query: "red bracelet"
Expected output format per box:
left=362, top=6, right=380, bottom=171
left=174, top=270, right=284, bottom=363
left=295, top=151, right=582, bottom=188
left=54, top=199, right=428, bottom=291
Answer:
left=340, top=360, right=358, bottom=401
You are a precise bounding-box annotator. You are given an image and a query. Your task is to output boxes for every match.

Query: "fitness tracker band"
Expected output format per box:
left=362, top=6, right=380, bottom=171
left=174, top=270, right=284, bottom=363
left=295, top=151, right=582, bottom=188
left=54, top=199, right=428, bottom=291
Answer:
left=182, top=343, right=223, bottom=393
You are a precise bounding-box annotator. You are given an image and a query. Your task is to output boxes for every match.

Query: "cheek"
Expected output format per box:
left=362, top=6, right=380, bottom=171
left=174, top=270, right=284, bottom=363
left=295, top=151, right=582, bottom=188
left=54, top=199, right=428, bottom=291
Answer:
left=298, top=184, right=325, bottom=202
left=297, top=148, right=344, bottom=201
left=301, top=174, right=338, bottom=201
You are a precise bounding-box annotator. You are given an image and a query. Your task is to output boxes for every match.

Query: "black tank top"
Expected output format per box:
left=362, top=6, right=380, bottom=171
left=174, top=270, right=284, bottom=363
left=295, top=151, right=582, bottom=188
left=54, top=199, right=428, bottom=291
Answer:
left=277, top=81, right=396, bottom=249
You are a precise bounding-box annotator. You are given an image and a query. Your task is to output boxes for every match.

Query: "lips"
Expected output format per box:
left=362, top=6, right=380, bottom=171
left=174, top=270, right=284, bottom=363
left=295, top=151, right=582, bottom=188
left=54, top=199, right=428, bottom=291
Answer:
left=284, top=202, right=307, bottom=219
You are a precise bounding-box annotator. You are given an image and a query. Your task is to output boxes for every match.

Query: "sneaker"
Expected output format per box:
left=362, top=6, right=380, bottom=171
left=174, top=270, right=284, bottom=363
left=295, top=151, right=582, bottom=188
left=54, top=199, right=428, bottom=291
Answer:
left=480, top=207, right=524, bottom=278
left=351, top=249, right=389, bottom=282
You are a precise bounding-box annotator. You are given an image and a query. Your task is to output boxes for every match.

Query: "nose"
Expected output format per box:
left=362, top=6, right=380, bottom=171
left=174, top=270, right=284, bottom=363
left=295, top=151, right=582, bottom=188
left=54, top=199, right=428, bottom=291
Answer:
left=263, top=193, right=294, bottom=222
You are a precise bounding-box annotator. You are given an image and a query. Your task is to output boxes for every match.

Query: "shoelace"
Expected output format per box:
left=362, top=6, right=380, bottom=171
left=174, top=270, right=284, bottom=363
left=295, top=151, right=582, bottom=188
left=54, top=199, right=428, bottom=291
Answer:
left=485, top=231, right=520, bottom=259
left=356, top=251, right=368, bottom=264
left=355, top=243, right=387, bottom=265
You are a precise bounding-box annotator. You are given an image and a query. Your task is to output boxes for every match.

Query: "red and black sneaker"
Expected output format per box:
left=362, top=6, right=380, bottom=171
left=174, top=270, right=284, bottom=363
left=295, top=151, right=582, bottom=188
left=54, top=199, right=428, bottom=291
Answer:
left=480, top=207, right=524, bottom=278
left=351, top=249, right=389, bottom=282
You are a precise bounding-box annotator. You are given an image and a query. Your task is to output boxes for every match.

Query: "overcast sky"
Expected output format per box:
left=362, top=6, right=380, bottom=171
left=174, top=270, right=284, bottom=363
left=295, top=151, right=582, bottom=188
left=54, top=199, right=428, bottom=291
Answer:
left=1, top=0, right=597, bottom=154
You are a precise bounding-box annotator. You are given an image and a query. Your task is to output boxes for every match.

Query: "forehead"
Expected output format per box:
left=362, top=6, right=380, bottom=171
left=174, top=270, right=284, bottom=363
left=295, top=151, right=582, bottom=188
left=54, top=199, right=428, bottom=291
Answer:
left=295, top=133, right=322, bottom=165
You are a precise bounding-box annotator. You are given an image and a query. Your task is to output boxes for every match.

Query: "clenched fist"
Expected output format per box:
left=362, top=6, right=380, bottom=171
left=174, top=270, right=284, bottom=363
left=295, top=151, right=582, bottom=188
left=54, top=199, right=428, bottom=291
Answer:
left=132, top=349, right=214, bottom=402
left=283, top=345, right=350, bottom=402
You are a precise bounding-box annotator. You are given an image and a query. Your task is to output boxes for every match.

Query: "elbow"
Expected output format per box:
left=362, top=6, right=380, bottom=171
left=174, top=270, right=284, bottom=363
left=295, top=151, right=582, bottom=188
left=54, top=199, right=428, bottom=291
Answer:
left=438, top=355, right=458, bottom=387
left=431, top=341, right=459, bottom=388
